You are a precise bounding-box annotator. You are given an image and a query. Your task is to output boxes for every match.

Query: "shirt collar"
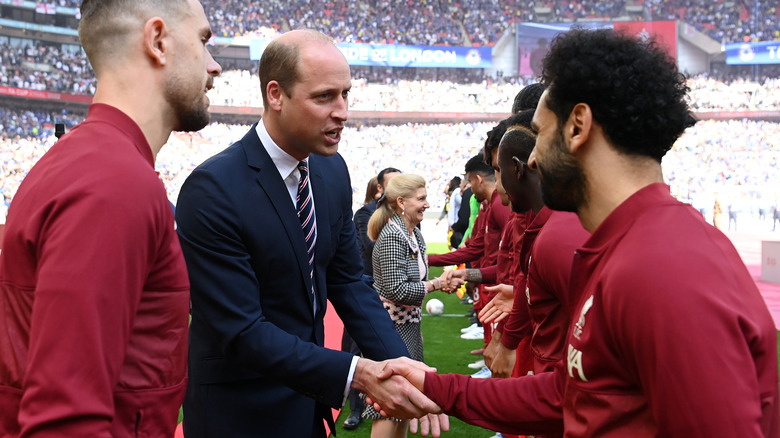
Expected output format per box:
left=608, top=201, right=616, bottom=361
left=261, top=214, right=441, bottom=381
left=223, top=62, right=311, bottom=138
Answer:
left=255, top=119, right=306, bottom=180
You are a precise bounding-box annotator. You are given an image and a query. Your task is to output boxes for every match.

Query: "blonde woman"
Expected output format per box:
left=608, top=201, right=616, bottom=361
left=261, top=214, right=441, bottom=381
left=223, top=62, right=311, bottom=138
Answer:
left=364, top=174, right=451, bottom=437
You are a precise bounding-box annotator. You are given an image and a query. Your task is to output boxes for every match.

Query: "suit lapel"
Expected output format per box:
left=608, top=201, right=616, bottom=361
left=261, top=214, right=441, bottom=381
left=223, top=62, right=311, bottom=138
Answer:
left=243, top=125, right=315, bottom=312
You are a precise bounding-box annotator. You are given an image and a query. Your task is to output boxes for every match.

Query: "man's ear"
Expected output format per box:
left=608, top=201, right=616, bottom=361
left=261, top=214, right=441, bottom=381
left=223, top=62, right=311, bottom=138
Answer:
left=565, top=103, right=593, bottom=154
left=143, top=17, right=168, bottom=66
left=511, top=156, right=525, bottom=180
left=266, top=81, right=284, bottom=111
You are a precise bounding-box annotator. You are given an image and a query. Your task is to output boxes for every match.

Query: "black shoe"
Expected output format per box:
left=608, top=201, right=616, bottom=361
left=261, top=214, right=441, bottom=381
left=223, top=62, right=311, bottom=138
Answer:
left=343, top=412, right=362, bottom=430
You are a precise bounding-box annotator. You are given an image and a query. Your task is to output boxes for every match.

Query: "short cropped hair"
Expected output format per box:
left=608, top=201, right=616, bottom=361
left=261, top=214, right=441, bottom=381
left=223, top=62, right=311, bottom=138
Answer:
left=501, top=126, right=537, bottom=164
left=483, top=110, right=534, bottom=166
left=465, top=153, right=494, bottom=179
left=79, top=0, right=189, bottom=73
left=541, top=28, right=695, bottom=163
left=377, top=167, right=402, bottom=187
left=258, top=30, right=333, bottom=108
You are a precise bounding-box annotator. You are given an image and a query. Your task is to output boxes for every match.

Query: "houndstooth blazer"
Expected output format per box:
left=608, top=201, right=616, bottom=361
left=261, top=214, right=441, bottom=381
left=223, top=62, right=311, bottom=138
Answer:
left=371, top=214, right=429, bottom=324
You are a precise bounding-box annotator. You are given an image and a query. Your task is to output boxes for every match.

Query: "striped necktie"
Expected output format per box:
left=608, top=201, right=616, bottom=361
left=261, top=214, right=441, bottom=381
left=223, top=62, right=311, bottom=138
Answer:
left=296, top=160, right=316, bottom=297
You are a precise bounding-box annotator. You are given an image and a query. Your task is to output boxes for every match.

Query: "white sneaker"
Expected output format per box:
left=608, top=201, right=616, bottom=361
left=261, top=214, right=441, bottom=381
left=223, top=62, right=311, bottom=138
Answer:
left=471, top=366, right=492, bottom=379
left=488, top=433, right=504, bottom=438
left=467, top=359, right=485, bottom=369
left=460, top=326, right=484, bottom=340
left=460, top=323, right=478, bottom=333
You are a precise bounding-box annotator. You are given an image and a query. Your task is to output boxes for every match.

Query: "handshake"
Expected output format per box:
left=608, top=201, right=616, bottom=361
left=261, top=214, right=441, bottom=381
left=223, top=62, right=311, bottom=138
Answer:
left=352, top=357, right=449, bottom=436
left=434, top=268, right=466, bottom=293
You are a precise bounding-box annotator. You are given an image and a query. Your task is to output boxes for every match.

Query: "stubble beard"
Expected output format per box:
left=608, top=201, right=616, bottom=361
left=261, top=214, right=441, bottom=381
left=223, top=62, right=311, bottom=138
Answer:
left=538, top=128, right=588, bottom=213
left=166, top=74, right=211, bottom=132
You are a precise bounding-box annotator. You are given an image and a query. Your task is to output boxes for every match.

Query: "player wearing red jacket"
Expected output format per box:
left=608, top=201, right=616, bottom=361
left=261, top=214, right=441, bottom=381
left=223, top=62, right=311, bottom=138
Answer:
left=374, top=28, right=779, bottom=437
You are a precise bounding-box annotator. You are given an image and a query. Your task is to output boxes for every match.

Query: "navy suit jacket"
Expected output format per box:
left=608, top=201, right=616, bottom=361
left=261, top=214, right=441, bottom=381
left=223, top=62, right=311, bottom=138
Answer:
left=176, top=125, right=408, bottom=437
left=353, top=199, right=377, bottom=277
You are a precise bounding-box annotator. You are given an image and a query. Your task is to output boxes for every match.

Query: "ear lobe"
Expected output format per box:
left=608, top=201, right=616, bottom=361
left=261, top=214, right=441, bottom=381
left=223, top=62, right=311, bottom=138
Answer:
left=567, top=103, right=592, bottom=154
left=143, top=17, right=168, bottom=66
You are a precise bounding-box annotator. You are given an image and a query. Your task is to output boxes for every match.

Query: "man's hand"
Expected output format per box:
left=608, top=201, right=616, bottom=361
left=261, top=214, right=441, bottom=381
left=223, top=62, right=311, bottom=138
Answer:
left=479, top=284, right=514, bottom=324
left=438, top=270, right=466, bottom=293
left=483, top=330, right=516, bottom=378
left=361, top=357, right=443, bottom=418
left=353, top=357, right=440, bottom=419
left=438, top=271, right=465, bottom=293
left=409, top=413, right=450, bottom=437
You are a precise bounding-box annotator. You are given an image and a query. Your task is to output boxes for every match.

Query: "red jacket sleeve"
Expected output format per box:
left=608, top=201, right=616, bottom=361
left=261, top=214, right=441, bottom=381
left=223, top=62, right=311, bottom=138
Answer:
left=429, top=211, right=486, bottom=266
left=424, top=364, right=565, bottom=435
left=499, top=272, right=532, bottom=349
left=479, top=264, right=498, bottom=285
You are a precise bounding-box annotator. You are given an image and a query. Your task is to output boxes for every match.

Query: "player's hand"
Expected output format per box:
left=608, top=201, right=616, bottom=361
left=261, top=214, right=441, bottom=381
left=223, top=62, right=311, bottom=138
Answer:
left=438, top=270, right=465, bottom=293
left=353, top=358, right=438, bottom=419
left=479, top=284, right=514, bottom=324
left=409, top=413, right=450, bottom=437
left=484, top=331, right=516, bottom=378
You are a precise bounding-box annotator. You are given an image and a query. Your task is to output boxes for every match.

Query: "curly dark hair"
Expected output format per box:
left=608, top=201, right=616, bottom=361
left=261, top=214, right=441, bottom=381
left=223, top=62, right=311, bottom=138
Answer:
left=541, top=28, right=696, bottom=162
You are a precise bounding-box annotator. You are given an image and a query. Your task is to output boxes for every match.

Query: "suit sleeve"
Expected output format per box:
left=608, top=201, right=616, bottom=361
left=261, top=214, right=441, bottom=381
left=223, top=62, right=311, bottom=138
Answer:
left=424, top=364, right=565, bottom=435
left=319, top=160, right=408, bottom=361
left=353, top=205, right=374, bottom=273
left=177, top=167, right=356, bottom=408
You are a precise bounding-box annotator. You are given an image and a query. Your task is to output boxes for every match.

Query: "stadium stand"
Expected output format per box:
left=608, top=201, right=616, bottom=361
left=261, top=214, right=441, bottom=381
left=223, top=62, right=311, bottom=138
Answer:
left=0, top=0, right=777, bottom=45
left=1, top=0, right=779, bottom=224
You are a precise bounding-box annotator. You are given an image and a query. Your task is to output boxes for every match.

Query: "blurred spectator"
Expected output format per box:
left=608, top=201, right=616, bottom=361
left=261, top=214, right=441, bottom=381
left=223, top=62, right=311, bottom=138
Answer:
left=0, top=40, right=95, bottom=95
left=6, top=0, right=778, bottom=51
left=2, top=111, right=778, bottom=228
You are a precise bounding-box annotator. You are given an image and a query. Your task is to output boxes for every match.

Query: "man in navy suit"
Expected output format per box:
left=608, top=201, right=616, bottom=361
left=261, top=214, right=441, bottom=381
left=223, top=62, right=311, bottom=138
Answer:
left=176, top=29, right=439, bottom=437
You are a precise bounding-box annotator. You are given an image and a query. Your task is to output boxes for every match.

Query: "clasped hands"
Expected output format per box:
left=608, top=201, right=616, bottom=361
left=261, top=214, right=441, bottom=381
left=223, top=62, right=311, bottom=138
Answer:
left=354, top=357, right=449, bottom=436
left=436, top=269, right=465, bottom=293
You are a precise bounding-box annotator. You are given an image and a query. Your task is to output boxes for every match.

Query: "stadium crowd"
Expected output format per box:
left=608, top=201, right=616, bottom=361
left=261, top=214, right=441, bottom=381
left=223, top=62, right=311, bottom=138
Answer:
left=3, top=33, right=780, bottom=112
left=11, top=0, right=780, bottom=45
left=2, top=114, right=779, bottom=229
left=0, top=40, right=95, bottom=95
left=1, top=0, right=778, bottom=224
left=210, top=70, right=780, bottom=112
left=647, top=0, right=780, bottom=43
